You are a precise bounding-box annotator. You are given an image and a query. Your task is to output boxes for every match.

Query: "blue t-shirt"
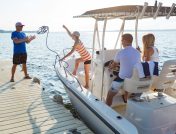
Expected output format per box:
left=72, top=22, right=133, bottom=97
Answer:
left=11, top=31, right=27, bottom=54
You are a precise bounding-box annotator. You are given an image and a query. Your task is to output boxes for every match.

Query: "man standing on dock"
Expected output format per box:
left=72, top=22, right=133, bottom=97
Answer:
left=10, top=22, right=36, bottom=82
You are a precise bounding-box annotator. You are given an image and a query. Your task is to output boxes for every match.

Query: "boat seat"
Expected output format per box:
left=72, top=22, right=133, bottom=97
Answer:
left=123, top=64, right=153, bottom=94
left=172, top=80, right=176, bottom=89
left=154, top=60, right=176, bottom=90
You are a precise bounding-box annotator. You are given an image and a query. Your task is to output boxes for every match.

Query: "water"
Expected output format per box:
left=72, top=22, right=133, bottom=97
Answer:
left=0, top=31, right=176, bottom=101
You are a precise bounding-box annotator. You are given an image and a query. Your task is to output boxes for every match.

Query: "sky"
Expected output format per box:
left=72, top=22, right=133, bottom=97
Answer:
left=0, top=0, right=176, bottom=32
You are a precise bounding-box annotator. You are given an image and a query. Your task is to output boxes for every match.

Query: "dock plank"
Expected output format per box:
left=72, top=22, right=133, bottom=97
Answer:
left=0, top=60, right=94, bottom=134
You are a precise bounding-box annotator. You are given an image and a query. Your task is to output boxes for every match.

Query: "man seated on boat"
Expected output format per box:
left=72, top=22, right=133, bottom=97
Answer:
left=106, top=33, right=141, bottom=106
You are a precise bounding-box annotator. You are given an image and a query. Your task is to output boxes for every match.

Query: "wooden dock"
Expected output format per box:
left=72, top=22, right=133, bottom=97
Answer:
left=0, top=60, right=93, bottom=134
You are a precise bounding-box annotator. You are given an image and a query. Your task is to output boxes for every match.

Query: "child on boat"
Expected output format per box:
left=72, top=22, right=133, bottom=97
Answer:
left=142, top=33, right=159, bottom=76
left=60, top=25, right=91, bottom=89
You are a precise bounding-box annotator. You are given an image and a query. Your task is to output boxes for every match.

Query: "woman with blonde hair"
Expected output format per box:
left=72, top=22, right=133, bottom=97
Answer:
left=142, top=33, right=159, bottom=75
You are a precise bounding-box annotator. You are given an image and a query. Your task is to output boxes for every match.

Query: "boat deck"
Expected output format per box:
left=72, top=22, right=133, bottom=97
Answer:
left=0, top=60, right=93, bottom=134
left=112, top=104, right=127, bottom=116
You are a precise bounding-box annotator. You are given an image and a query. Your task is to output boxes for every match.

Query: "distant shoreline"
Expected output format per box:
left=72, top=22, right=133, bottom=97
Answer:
left=0, top=30, right=36, bottom=33
left=1, top=29, right=176, bottom=33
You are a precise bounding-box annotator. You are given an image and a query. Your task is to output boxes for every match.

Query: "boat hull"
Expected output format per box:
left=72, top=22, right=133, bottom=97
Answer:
left=62, top=84, right=118, bottom=134
left=55, top=62, right=138, bottom=134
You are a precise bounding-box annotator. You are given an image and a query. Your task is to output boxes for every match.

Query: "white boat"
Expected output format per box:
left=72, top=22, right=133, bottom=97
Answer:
left=55, top=2, right=176, bottom=134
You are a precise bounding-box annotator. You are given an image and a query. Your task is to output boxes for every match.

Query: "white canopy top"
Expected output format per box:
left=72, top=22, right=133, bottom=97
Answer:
left=74, top=5, right=176, bottom=20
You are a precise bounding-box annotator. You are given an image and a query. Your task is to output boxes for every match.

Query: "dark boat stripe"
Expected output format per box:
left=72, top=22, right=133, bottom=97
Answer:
left=57, top=71, right=120, bottom=134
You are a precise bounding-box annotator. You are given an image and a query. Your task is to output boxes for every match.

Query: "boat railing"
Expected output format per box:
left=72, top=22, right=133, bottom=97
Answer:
left=57, top=55, right=84, bottom=92
left=64, top=66, right=84, bottom=92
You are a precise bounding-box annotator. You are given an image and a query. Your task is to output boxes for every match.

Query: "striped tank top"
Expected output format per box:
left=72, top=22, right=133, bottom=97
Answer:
left=75, top=42, right=91, bottom=61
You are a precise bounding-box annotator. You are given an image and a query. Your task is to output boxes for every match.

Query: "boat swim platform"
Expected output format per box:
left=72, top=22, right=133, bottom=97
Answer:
left=0, top=60, right=94, bottom=134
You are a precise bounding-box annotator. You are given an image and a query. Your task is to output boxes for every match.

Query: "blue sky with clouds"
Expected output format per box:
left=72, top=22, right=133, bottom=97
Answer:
left=0, top=0, right=175, bottom=31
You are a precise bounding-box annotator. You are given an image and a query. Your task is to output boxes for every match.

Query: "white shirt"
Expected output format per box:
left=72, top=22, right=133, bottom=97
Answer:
left=150, top=46, right=159, bottom=62
left=114, top=46, right=141, bottom=79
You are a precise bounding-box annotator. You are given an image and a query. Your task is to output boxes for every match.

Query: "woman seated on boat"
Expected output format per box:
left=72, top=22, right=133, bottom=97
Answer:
left=60, top=25, right=91, bottom=89
left=142, top=33, right=159, bottom=76
left=106, top=34, right=141, bottom=106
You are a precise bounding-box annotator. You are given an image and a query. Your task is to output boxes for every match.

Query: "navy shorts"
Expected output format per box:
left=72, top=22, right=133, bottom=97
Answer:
left=13, top=53, right=27, bottom=65
left=84, top=60, right=91, bottom=64
left=114, top=74, right=124, bottom=82
left=142, top=62, right=159, bottom=76
left=153, top=62, right=159, bottom=76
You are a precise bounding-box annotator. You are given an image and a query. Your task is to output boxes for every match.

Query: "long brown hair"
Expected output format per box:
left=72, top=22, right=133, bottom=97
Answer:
left=142, top=33, right=155, bottom=60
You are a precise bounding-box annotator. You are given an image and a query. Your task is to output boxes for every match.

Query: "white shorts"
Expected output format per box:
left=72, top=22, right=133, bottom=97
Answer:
left=111, top=81, right=124, bottom=92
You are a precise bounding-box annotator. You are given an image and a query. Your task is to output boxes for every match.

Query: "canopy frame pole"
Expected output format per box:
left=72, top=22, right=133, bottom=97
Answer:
left=153, top=2, right=163, bottom=19
left=90, top=20, right=98, bottom=93
left=166, top=3, right=176, bottom=19
left=135, top=17, right=139, bottom=49
left=139, top=2, right=148, bottom=19
left=114, top=19, right=125, bottom=49
left=96, top=22, right=101, bottom=49
left=100, top=18, right=107, bottom=101
left=135, top=6, right=140, bottom=49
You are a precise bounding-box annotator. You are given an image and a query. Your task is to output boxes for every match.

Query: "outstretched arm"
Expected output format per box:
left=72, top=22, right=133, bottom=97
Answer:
left=60, top=46, right=76, bottom=61
left=26, top=35, right=36, bottom=44
left=63, top=25, right=72, bottom=37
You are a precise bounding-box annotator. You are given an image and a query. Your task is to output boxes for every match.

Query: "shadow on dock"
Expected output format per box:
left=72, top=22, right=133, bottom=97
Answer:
left=0, top=79, right=24, bottom=93
left=26, top=90, right=93, bottom=134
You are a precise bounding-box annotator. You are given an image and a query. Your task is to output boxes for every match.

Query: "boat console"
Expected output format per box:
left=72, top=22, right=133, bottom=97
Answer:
left=91, top=49, right=121, bottom=100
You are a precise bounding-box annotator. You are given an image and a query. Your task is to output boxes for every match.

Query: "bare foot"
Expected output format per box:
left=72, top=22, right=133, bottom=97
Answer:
left=10, top=78, right=14, bottom=82
left=84, top=85, right=89, bottom=89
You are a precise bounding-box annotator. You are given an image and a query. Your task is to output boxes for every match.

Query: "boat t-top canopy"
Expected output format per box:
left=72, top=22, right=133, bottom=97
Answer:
left=74, top=2, right=176, bottom=95
left=74, top=3, right=176, bottom=20
left=74, top=2, right=176, bottom=50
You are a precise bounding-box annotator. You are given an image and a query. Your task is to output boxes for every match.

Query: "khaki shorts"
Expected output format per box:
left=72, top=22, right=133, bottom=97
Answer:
left=111, top=81, right=124, bottom=92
